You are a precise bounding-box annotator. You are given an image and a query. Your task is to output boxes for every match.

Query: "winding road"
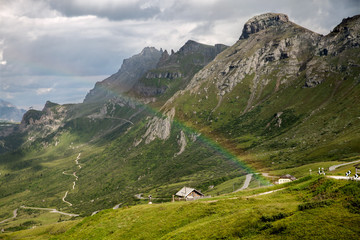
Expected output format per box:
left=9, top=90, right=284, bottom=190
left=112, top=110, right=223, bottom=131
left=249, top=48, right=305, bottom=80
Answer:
left=0, top=153, right=83, bottom=224
left=328, top=159, right=360, bottom=171
left=234, top=174, right=253, bottom=192
left=61, top=153, right=81, bottom=206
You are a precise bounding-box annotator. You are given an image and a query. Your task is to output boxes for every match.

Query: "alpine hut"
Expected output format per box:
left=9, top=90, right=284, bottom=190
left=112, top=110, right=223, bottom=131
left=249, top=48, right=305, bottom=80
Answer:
left=175, top=187, right=204, bottom=201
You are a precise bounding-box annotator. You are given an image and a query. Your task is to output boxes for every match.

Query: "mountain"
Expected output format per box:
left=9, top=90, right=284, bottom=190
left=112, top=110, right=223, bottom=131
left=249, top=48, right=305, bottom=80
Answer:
left=84, top=47, right=162, bottom=103
left=162, top=13, right=360, bottom=170
left=0, top=13, right=359, bottom=237
left=85, top=40, right=227, bottom=107
left=0, top=99, right=26, bottom=122
left=130, top=40, right=228, bottom=105
left=0, top=39, right=238, bottom=223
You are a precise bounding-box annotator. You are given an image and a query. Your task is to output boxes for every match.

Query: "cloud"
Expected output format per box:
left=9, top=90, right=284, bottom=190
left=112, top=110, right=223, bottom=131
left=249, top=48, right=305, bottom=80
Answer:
left=36, top=88, right=54, bottom=95
left=3, top=93, right=14, bottom=100
left=0, top=39, right=6, bottom=65
left=47, top=0, right=161, bottom=21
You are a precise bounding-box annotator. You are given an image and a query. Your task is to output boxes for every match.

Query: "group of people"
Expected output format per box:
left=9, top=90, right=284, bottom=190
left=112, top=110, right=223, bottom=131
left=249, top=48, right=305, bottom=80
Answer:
left=345, top=170, right=359, bottom=179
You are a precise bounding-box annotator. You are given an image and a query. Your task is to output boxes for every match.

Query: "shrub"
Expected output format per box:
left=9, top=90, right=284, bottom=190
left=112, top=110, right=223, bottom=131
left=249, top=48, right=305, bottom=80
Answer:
left=298, top=200, right=334, bottom=211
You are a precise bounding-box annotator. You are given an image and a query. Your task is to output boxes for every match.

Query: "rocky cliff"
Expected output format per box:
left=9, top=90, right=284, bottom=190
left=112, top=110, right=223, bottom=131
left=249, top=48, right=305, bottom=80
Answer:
left=84, top=47, right=162, bottom=103
left=131, top=40, right=228, bottom=102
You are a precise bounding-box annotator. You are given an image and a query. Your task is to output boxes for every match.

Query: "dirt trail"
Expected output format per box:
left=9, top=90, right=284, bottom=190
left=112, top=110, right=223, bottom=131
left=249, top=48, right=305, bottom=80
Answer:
left=20, top=206, right=79, bottom=217
left=327, top=175, right=360, bottom=181
left=62, top=191, right=72, bottom=206
left=207, top=188, right=286, bottom=203
left=103, top=117, right=134, bottom=125
left=248, top=188, right=285, bottom=197
left=113, top=203, right=122, bottom=209
left=0, top=209, right=17, bottom=224
left=61, top=153, right=82, bottom=206
left=207, top=96, right=223, bottom=121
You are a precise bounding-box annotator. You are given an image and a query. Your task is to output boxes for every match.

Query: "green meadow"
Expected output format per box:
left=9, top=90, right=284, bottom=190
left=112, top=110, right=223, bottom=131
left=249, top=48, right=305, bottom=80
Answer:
left=1, top=176, right=359, bottom=239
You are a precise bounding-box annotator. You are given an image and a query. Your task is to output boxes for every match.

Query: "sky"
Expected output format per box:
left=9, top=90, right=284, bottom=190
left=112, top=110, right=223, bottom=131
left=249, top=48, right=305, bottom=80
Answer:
left=0, top=0, right=358, bottom=110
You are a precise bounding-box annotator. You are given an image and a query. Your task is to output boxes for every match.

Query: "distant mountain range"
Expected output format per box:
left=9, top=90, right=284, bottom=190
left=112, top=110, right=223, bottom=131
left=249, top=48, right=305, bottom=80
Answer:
left=0, top=99, right=26, bottom=122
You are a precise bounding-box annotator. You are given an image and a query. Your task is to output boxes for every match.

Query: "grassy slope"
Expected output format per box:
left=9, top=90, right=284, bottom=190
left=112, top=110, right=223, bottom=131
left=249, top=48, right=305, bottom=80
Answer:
left=169, top=31, right=360, bottom=171
left=2, top=176, right=359, bottom=239
left=0, top=100, right=246, bottom=230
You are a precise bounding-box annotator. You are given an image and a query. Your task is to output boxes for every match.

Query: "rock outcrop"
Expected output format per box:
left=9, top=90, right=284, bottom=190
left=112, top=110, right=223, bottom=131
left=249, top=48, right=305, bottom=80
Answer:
left=142, top=108, right=175, bottom=145
left=240, top=13, right=289, bottom=39
left=174, top=130, right=187, bottom=157
left=20, top=101, right=68, bottom=144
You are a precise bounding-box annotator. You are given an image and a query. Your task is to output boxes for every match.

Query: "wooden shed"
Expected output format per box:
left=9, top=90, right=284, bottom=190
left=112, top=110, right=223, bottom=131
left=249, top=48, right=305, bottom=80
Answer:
left=175, top=187, right=204, bottom=201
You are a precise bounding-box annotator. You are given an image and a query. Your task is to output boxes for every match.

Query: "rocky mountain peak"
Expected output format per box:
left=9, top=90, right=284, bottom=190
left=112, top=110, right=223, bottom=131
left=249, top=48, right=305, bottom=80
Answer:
left=317, top=14, right=360, bottom=57
left=42, top=101, right=59, bottom=112
left=140, top=47, right=159, bottom=56
left=177, top=40, right=228, bottom=57
left=331, top=14, right=360, bottom=35
left=156, top=49, right=170, bottom=67
left=84, top=47, right=162, bottom=102
left=240, top=13, right=289, bottom=39
left=178, top=40, right=203, bottom=54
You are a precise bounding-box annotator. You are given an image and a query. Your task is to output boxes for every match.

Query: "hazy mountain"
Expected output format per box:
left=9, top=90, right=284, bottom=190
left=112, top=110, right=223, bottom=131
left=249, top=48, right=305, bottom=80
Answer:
left=84, top=47, right=162, bottom=103
left=0, top=99, right=26, bottom=122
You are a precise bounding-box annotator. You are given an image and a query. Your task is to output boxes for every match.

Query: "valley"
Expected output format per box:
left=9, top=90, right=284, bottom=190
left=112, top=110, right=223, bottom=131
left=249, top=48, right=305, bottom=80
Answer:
left=0, top=12, right=359, bottom=239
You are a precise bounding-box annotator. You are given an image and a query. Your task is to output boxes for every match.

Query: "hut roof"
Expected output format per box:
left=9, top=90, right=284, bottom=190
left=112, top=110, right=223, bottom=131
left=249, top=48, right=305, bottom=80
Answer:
left=279, top=174, right=296, bottom=181
left=175, top=187, right=203, bottom=197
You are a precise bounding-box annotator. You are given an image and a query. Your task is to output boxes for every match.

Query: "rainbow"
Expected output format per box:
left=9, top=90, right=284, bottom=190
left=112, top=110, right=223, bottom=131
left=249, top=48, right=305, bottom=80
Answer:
left=92, top=83, right=270, bottom=186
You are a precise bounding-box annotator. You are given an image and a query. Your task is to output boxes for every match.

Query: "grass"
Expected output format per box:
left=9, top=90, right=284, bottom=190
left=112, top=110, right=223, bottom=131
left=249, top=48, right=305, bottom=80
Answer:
left=0, top=105, right=247, bottom=229
left=1, top=176, right=359, bottom=239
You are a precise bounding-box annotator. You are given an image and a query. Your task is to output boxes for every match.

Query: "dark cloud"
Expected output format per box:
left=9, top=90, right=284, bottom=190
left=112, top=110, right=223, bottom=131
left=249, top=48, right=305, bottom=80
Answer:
left=48, top=0, right=161, bottom=21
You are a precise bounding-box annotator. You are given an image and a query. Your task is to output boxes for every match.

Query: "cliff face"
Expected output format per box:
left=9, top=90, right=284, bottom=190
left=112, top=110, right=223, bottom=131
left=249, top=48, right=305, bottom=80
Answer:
left=239, top=13, right=289, bottom=39
left=84, top=47, right=162, bottom=103
left=19, top=101, right=67, bottom=144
